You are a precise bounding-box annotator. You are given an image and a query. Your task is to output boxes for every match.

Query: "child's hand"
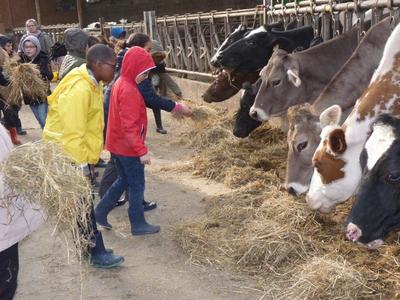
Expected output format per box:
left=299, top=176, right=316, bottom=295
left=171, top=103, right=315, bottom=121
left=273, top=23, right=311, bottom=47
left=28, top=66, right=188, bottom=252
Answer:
left=140, top=154, right=151, bottom=165
left=173, top=103, right=192, bottom=117
left=180, top=103, right=192, bottom=117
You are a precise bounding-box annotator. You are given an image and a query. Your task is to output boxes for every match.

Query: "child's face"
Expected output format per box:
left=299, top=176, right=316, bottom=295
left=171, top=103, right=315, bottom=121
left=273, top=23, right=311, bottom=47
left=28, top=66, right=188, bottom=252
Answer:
left=23, top=41, right=37, bottom=58
left=90, top=60, right=116, bottom=84
left=136, top=72, right=149, bottom=84
left=4, top=42, right=13, bottom=55
left=143, top=41, right=152, bottom=53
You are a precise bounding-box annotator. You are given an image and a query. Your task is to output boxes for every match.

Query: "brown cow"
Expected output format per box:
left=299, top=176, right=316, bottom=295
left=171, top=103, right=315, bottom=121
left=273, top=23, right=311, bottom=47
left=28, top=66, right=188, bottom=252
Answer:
left=250, top=27, right=359, bottom=122
left=306, top=21, right=400, bottom=213
left=285, top=17, right=392, bottom=196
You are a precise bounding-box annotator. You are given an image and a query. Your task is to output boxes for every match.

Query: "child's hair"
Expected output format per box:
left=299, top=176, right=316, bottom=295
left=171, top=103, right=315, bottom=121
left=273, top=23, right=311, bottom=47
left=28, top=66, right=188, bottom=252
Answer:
left=87, top=44, right=115, bottom=66
left=126, top=33, right=150, bottom=48
left=87, top=36, right=100, bottom=48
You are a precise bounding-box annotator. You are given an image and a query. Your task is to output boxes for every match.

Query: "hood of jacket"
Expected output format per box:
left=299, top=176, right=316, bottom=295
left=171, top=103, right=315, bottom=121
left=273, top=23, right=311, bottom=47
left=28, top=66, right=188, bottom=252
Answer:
left=120, top=46, right=155, bottom=83
left=64, top=28, right=88, bottom=58
left=21, top=35, right=41, bottom=61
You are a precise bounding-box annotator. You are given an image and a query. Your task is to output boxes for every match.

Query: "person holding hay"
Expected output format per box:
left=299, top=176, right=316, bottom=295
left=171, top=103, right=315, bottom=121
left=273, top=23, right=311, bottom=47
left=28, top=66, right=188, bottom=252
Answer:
left=0, top=124, right=44, bottom=299
left=43, top=44, right=124, bottom=268
left=19, top=35, right=53, bottom=129
left=0, top=35, right=25, bottom=137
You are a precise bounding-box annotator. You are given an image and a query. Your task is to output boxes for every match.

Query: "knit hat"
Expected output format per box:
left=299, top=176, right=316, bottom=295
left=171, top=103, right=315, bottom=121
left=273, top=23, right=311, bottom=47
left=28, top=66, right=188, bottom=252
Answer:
left=22, top=35, right=41, bottom=60
left=111, top=27, right=127, bottom=39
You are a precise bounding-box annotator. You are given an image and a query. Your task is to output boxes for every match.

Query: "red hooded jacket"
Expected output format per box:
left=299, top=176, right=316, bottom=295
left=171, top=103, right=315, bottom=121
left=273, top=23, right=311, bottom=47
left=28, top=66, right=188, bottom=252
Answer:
left=106, top=47, right=155, bottom=157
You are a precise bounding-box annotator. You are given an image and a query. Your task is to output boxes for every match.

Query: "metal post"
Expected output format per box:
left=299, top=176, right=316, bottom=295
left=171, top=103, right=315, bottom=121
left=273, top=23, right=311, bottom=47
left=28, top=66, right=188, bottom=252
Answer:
left=144, top=11, right=157, bottom=40
left=35, top=0, right=42, bottom=25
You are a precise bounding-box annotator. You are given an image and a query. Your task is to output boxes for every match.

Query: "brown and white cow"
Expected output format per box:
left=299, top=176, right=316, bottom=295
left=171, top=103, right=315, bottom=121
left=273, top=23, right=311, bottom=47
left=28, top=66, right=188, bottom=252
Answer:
left=306, top=21, right=400, bottom=213
left=285, top=18, right=392, bottom=196
left=249, top=27, right=359, bottom=122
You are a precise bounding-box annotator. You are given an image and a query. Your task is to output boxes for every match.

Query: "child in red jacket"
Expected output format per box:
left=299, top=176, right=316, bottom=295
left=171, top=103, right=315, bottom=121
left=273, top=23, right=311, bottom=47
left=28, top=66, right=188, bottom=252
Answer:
left=95, top=46, right=165, bottom=235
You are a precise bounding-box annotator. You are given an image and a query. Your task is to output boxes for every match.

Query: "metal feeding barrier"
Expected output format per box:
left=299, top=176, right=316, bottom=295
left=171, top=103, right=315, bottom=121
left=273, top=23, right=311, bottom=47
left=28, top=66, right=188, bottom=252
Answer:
left=12, top=1, right=400, bottom=77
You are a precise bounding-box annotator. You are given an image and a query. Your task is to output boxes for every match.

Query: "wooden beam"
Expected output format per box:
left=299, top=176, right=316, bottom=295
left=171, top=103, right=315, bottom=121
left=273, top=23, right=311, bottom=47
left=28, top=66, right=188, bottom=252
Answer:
left=76, top=0, right=84, bottom=28
left=34, top=0, right=42, bottom=24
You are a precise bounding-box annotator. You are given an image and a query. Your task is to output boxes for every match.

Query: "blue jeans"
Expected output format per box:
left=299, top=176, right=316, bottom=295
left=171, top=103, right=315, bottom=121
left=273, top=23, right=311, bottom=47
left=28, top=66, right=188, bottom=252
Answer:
left=98, top=154, right=146, bottom=228
left=30, top=103, right=48, bottom=129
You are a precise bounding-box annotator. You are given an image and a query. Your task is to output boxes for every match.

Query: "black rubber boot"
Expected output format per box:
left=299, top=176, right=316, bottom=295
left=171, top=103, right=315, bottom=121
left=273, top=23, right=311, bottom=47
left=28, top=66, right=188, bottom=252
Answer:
left=94, top=198, right=116, bottom=230
left=129, top=195, right=160, bottom=235
left=90, top=232, right=124, bottom=268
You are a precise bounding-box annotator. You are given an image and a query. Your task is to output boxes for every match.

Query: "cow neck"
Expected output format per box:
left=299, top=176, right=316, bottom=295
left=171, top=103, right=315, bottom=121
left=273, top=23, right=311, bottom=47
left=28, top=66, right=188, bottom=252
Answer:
left=312, top=19, right=391, bottom=115
left=292, top=28, right=359, bottom=103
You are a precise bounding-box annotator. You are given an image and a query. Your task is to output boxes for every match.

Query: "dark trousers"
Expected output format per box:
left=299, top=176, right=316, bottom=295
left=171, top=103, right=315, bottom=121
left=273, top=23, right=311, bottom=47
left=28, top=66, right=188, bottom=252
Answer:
left=152, top=107, right=163, bottom=129
left=0, top=100, right=21, bottom=129
left=0, top=243, right=19, bottom=300
left=99, top=158, right=128, bottom=201
left=98, top=155, right=146, bottom=229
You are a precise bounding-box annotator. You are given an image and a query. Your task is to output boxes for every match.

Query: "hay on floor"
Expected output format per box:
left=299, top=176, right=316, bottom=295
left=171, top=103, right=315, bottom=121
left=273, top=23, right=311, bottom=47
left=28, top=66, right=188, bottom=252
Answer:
left=171, top=99, right=400, bottom=298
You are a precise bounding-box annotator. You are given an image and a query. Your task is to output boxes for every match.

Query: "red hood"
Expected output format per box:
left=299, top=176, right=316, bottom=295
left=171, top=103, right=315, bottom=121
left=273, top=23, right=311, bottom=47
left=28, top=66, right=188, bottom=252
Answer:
left=120, top=46, right=155, bottom=82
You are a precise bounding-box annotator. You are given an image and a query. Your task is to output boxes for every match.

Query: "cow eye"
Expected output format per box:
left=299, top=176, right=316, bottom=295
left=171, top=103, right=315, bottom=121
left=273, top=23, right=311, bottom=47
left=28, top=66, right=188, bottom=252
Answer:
left=246, top=40, right=256, bottom=47
left=385, top=173, right=400, bottom=184
left=297, top=141, right=308, bottom=152
left=271, top=79, right=281, bottom=87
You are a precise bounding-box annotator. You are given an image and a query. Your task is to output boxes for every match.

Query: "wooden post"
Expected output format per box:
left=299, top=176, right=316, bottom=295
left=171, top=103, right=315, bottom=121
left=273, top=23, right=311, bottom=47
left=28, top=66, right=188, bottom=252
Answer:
left=34, top=0, right=42, bottom=25
left=76, top=0, right=84, bottom=28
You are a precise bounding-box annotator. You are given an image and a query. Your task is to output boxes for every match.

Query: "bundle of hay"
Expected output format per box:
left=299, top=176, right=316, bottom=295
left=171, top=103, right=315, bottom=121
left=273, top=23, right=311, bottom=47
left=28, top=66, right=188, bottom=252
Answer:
left=5, top=62, right=48, bottom=106
left=1, top=141, right=93, bottom=259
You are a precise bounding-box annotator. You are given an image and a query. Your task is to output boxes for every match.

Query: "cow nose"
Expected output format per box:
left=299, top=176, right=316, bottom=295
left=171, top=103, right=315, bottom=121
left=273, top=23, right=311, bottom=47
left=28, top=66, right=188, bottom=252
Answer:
left=249, top=108, right=258, bottom=120
left=346, top=223, right=362, bottom=242
left=287, top=187, right=297, bottom=196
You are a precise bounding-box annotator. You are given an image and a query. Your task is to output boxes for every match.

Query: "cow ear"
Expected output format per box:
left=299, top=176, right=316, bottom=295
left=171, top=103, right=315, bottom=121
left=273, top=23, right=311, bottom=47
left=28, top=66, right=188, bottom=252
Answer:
left=328, top=128, right=347, bottom=154
left=287, top=69, right=301, bottom=87
left=320, top=105, right=342, bottom=128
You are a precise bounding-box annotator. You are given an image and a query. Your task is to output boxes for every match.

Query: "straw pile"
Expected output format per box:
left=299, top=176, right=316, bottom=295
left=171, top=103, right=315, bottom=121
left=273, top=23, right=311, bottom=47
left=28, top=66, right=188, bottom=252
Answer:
left=5, top=61, right=48, bottom=106
left=1, top=141, right=93, bottom=259
left=171, top=100, right=400, bottom=298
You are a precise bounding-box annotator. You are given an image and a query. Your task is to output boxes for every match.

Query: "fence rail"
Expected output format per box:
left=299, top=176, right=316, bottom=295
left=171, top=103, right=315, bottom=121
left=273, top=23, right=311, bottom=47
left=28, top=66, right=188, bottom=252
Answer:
left=12, top=2, right=400, bottom=76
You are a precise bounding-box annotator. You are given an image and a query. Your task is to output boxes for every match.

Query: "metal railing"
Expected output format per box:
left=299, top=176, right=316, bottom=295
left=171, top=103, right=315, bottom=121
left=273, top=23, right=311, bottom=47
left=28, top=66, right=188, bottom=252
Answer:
left=12, top=2, right=400, bottom=76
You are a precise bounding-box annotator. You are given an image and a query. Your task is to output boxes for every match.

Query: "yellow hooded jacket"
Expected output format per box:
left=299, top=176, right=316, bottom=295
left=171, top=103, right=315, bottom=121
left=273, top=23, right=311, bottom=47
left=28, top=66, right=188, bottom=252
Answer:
left=43, top=64, right=104, bottom=165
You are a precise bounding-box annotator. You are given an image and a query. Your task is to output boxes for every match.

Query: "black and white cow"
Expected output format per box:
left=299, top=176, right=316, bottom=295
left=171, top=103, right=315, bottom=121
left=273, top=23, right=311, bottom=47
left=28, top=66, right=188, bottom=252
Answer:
left=217, top=25, right=314, bottom=72
left=347, top=114, right=400, bottom=249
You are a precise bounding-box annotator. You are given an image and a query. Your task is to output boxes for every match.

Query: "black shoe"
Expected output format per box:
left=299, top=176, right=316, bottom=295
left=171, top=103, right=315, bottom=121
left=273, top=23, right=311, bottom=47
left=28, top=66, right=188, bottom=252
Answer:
left=115, top=197, right=127, bottom=207
left=17, top=128, right=27, bottom=135
left=156, top=128, right=167, bottom=134
left=143, top=200, right=157, bottom=211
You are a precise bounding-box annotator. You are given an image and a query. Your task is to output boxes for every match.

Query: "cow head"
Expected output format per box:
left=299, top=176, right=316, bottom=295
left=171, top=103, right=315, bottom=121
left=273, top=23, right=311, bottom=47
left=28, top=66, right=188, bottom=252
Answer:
left=210, top=24, right=249, bottom=68
left=285, top=104, right=321, bottom=196
left=202, top=69, right=259, bottom=103
left=233, top=79, right=262, bottom=138
left=306, top=105, right=363, bottom=213
left=218, top=25, right=279, bottom=72
left=250, top=49, right=303, bottom=122
left=346, top=114, right=400, bottom=249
